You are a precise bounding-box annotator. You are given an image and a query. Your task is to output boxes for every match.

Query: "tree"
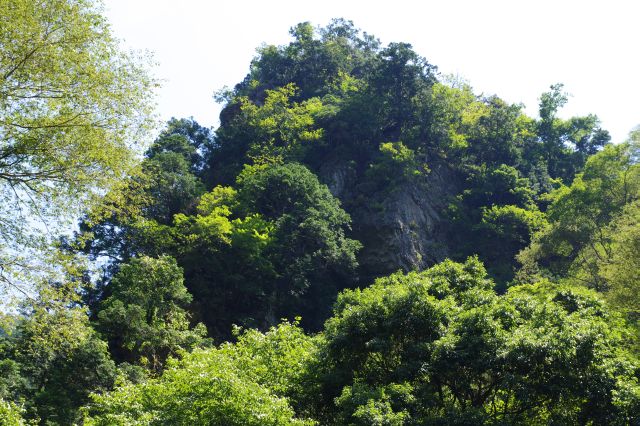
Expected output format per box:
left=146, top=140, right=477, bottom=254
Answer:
left=163, top=163, right=360, bottom=336
left=365, top=142, right=425, bottom=189
left=446, top=163, right=542, bottom=286
left=83, top=322, right=316, bottom=426
left=76, top=118, right=211, bottom=309
left=0, top=0, right=156, bottom=294
left=145, top=117, right=215, bottom=177
left=95, top=256, right=207, bottom=373
left=236, top=163, right=361, bottom=329
left=310, top=258, right=639, bottom=424
left=213, top=84, right=326, bottom=183
left=0, top=399, right=27, bottom=426
left=141, top=152, right=205, bottom=226
left=476, top=204, right=548, bottom=285
left=1, top=304, right=116, bottom=425
left=518, top=139, right=640, bottom=281
left=566, top=199, right=640, bottom=336
left=465, top=96, right=527, bottom=167
left=233, top=19, right=379, bottom=103
left=536, top=84, right=609, bottom=182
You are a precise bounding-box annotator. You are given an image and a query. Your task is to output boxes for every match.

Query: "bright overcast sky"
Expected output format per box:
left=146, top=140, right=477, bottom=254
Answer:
left=105, top=0, right=639, bottom=143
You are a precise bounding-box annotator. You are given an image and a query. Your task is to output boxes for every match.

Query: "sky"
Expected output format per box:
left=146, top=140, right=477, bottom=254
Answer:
left=104, top=0, right=639, bottom=143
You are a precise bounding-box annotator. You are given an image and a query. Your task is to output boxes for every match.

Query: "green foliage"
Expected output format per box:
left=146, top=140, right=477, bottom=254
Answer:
left=96, top=256, right=207, bottom=372
left=240, top=19, right=380, bottom=102
left=335, top=383, right=410, bottom=426
left=98, top=160, right=361, bottom=339
left=480, top=205, right=547, bottom=242
left=139, top=118, right=212, bottom=225
left=236, top=163, right=361, bottom=328
left=145, top=118, right=215, bottom=175
left=84, top=355, right=309, bottom=426
left=565, top=200, right=640, bottom=340
left=141, top=152, right=205, bottom=225
left=519, top=139, right=640, bottom=280
left=166, top=163, right=361, bottom=336
left=595, top=201, right=640, bottom=312
left=477, top=205, right=548, bottom=284
left=0, top=399, right=28, bottom=426
left=447, top=163, right=542, bottom=285
left=0, top=0, right=156, bottom=293
left=466, top=96, right=531, bottom=166
left=1, top=304, right=116, bottom=424
left=242, top=84, right=325, bottom=160
left=312, top=258, right=639, bottom=424
left=215, top=84, right=327, bottom=182
left=536, top=84, right=610, bottom=182
left=83, top=322, right=316, bottom=425
left=221, top=321, right=318, bottom=403
left=464, top=164, right=537, bottom=210
left=366, top=142, right=426, bottom=188
left=429, top=81, right=487, bottom=152
left=77, top=118, right=212, bottom=294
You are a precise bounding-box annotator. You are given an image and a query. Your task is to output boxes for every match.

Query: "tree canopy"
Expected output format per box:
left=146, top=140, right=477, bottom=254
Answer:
left=311, top=259, right=639, bottom=424
left=1, top=15, right=638, bottom=426
left=0, top=0, right=156, bottom=296
left=83, top=322, right=317, bottom=426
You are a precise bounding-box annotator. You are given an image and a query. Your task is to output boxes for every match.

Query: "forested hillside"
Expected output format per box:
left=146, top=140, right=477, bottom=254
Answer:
left=1, top=5, right=639, bottom=425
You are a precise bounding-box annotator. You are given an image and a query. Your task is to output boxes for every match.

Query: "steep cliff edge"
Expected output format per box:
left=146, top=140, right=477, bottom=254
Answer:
left=320, top=159, right=458, bottom=282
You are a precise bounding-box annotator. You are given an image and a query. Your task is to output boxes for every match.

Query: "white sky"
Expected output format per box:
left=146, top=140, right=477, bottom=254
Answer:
left=105, top=0, right=639, bottom=143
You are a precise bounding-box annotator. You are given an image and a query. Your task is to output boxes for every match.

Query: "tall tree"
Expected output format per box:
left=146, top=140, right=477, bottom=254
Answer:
left=536, top=84, right=610, bottom=182
left=1, top=303, right=116, bottom=424
left=95, top=256, right=207, bottom=373
left=0, top=0, right=156, bottom=295
left=310, top=258, right=639, bottom=425
left=518, top=138, right=640, bottom=281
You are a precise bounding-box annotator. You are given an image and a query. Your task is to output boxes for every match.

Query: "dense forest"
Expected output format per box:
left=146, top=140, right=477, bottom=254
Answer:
left=1, top=1, right=639, bottom=425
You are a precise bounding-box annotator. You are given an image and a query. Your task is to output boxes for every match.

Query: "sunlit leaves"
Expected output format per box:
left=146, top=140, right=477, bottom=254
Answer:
left=316, top=258, right=639, bottom=424
left=84, top=322, right=316, bottom=425
left=0, top=0, right=156, bottom=294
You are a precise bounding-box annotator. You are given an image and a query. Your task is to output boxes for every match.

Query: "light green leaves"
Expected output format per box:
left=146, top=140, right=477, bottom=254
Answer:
left=0, top=0, right=156, bottom=295
left=235, top=84, right=325, bottom=163
left=84, top=322, right=316, bottom=425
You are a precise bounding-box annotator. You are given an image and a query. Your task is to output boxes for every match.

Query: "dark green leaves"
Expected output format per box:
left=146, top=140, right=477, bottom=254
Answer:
left=315, top=259, right=639, bottom=424
left=96, top=256, right=207, bottom=373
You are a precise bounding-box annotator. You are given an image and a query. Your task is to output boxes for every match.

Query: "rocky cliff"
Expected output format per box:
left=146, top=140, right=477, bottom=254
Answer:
left=320, top=159, right=459, bottom=282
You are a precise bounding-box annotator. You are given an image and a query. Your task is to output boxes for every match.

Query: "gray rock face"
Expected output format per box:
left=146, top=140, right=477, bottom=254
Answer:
left=320, top=160, right=458, bottom=281
left=322, top=159, right=352, bottom=197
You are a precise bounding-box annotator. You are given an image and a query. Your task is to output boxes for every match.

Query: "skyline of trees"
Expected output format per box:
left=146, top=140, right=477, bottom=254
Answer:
left=1, top=6, right=638, bottom=425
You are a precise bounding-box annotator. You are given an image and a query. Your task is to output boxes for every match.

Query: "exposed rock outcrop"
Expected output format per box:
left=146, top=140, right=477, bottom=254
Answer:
left=320, top=159, right=459, bottom=282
